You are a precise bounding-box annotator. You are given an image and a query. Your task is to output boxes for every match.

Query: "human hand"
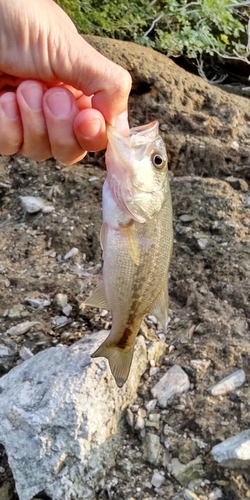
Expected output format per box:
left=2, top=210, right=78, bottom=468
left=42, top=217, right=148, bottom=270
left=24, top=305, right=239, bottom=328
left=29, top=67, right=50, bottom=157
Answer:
left=0, top=0, right=131, bottom=163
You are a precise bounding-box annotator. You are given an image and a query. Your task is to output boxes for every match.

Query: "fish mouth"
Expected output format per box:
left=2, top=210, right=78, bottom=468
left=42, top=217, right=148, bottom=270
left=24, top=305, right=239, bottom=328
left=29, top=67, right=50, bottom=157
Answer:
left=107, top=121, right=159, bottom=145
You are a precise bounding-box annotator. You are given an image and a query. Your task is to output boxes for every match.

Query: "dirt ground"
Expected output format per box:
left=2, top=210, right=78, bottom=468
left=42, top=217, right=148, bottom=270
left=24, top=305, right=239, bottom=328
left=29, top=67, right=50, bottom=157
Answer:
left=0, top=151, right=250, bottom=500
left=0, top=38, right=250, bottom=500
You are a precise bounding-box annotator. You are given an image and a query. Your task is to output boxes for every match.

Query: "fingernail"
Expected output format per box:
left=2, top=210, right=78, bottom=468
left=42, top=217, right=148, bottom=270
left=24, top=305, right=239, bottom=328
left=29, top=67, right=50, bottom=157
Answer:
left=1, top=94, right=18, bottom=120
left=115, top=110, right=129, bottom=136
left=78, top=118, right=101, bottom=139
left=21, top=83, right=43, bottom=112
left=46, top=91, right=73, bottom=118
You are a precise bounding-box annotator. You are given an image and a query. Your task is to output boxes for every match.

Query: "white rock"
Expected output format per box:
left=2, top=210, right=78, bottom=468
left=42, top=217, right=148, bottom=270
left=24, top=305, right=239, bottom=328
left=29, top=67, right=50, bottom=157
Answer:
left=62, top=304, right=72, bottom=317
left=20, top=196, right=54, bottom=214
left=5, top=321, right=40, bottom=336
left=211, top=429, right=250, bottom=468
left=19, top=347, right=33, bottom=361
left=207, top=369, right=246, bottom=396
left=208, top=487, right=223, bottom=499
left=184, top=489, right=202, bottom=500
left=143, top=433, right=162, bottom=465
left=53, top=293, right=68, bottom=310
left=25, top=298, right=51, bottom=309
left=151, top=471, right=165, bottom=488
left=0, top=332, right=147, bottom=500
left=64, top=247, right=79, bottom=260
left=197, top=238, right=208, bottom=250
left=145, top=399, right=157, bottom=411
left=151, top=365, right=190, bottom=407
left=53, top=316, right=69, bottom=328
left=190, top=359, right=211, bottom=372
left=134, top=415, right=145, bottom=431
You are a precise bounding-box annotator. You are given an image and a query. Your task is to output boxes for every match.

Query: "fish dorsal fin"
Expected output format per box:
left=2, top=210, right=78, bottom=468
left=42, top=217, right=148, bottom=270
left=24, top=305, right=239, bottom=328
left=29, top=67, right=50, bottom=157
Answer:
left=84, top=281, right=108, bottom=309
left=119, top=223, right=140, bottom=266
left=151, top=280, right=169, bottom=331
left=92, top=339, right=135, bottom=388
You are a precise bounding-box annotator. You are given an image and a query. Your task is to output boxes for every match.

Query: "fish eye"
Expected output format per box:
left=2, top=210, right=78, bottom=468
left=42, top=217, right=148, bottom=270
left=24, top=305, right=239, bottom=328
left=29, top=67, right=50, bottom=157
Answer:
left=152, top=154, right=164, bottom=169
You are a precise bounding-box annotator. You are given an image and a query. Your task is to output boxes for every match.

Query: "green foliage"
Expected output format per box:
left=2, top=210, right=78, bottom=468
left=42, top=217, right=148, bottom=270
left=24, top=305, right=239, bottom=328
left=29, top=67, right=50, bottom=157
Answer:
left=55, top=0, right=248, bottom=60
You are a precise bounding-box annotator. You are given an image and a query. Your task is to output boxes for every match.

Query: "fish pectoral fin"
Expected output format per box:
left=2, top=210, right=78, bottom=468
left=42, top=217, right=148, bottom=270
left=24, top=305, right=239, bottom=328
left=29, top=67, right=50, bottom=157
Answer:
left=92, top=340, right=135, bottom=388
left=120, top=223, right=140, bottom=266
left=151, top=281, right=169, bottom=331
left=100, top=222, right=107, bottom=252
left=84, top=281, right=108, bottom=309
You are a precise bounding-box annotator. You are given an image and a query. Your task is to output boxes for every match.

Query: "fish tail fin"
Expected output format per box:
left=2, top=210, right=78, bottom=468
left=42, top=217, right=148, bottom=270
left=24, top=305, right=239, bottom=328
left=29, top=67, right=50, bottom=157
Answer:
left=92, top=340, right=135, bottom=388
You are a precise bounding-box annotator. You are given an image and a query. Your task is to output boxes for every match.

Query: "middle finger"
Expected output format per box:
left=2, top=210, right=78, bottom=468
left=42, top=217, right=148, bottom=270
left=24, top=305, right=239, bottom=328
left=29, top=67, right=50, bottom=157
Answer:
left=16, top=80, right=52, bottom=161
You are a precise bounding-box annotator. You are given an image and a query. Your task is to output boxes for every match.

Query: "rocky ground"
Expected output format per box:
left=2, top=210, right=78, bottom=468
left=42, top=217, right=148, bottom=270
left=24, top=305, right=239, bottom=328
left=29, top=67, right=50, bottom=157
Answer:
left=0, top=38, right=250, bottom=500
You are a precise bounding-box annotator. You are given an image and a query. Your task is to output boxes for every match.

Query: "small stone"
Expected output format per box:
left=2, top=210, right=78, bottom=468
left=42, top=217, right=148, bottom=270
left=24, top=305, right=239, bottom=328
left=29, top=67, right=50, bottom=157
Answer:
left=25, top=297, right=51, bottom=309
left=171, top=457, right=204, bottom=487
left=53, top=316, right=69, bottom=328
left=207, top=369, right=246, bottom=396
left=64, top=247, right=79, bottom=260
left=147, top=314, right=158, bottom=325
left=150, top=367, right=160, bottom=376
left=151, top=365, right=190, bottom=407
left=0, top=344, right=16, bottom=371
left=145, top=399, right=157, bottom=411
left=148, top=413, right=160, bottom=422
left=178, top=443, right=196, bottom=465
left=190, top=359, right=211, bottom=375
left=208, top=487, right=223, bottom=499
left=130, top=405, right=139, bottom=412
left=53, top=293, right=68, bottom=310
left=160, top=123, right=168, bottom=131
left=134, top=415, right=145, bottom=431
left=126, top=408, right=134, bottom=428
left=211, top=429, right=250, bottom=468
left=163, top=424, right=176, bottom=436
left=19, top=347, right=33, bottom=361
left=5, top=321, right=40, bottom=336
left=7, top=304, right=28, bottom=319
left=143, top=433, right=162, bottom=465
left=20, top=196, right=54, bottom=214
left=184, top=489, right=202, bottom=500
left=147, top=341, right=167, bottom=364
left=138, top=407, right=147, bottom=418
left=151, top=471, right=165, bottom=488
left=179, top=214, right=195, bottom=222
left=145, top=420, right=160, bottom=430
left=197, top=238, right=208, bottom=250
left=117, top=458, right=133, bottom=477
left=62, top=304, right=72, bottom=317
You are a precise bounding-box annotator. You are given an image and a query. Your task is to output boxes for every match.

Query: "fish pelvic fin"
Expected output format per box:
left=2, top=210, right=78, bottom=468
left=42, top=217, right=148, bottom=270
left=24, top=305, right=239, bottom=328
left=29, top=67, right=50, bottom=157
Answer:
left=91, top=339, right=135, bottom=388
left=84, top=281, right=108, bottom=309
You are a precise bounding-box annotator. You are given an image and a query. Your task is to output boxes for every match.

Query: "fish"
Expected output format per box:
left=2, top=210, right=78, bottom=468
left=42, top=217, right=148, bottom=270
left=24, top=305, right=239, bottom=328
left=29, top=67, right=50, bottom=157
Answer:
left=85, top=120, right=173, bottom=388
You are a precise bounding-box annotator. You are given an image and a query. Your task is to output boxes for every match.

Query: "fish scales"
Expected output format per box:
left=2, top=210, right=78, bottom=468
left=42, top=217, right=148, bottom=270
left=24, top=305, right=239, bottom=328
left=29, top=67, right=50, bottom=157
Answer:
left=85, top=121, right=173, bottom=387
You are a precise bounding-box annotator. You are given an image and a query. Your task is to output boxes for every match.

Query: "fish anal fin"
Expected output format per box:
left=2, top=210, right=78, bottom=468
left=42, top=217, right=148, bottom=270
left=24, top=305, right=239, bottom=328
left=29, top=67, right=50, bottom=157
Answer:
left=120, top=223, right=140, bottom=266
left=151, top=281, right=169, bottom=331
left=92, top=338, right=135, bottom=388
left=84, top=281, right=108, bottom=310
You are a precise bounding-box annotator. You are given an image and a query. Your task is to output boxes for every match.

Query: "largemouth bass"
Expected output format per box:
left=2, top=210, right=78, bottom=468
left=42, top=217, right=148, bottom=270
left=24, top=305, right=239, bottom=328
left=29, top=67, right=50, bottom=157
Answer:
left=85, top=121, right=173, bottom=388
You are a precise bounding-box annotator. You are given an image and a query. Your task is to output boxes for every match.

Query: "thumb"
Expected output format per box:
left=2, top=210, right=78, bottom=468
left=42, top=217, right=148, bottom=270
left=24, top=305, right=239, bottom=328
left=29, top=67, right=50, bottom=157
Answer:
left=51, top=32, right=132, bottom=126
